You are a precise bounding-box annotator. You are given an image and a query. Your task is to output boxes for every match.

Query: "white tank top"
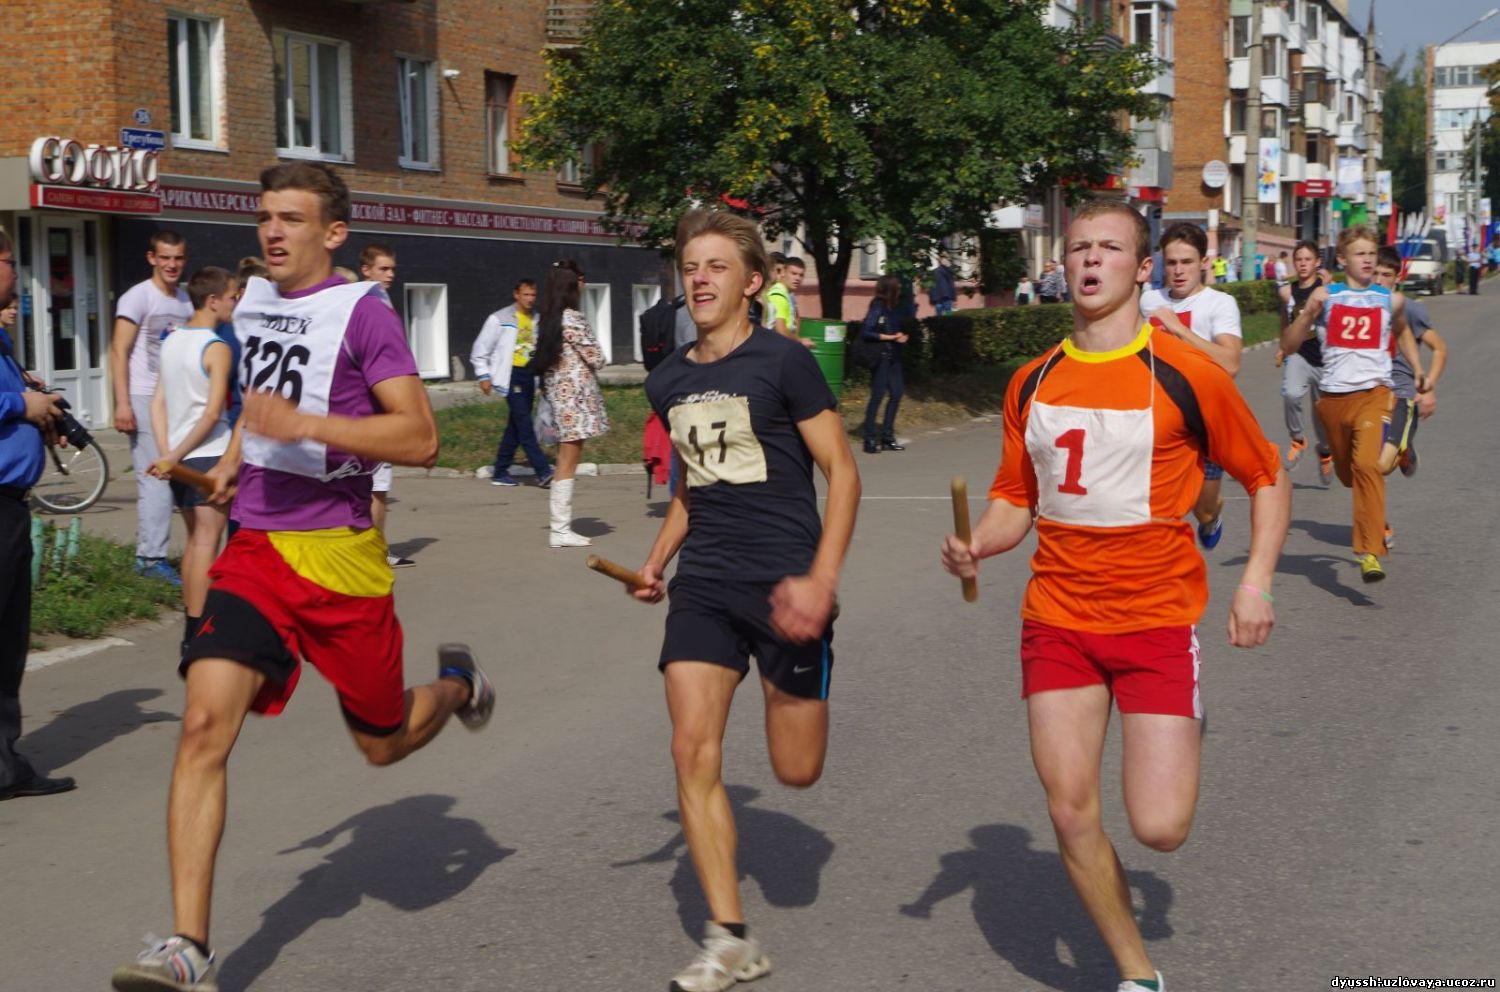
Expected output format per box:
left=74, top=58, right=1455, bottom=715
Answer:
left=1315, top=283, right=1394, bottom=392
left=158, top=326, right=232, bottom=459
left=234, top=276, right=382, bottom=480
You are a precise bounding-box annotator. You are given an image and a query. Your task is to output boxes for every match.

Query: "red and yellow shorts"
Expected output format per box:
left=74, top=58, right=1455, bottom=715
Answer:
left=1020, top=620, right=1202, bottom=719
left=181, top=526, right=406, bottom=735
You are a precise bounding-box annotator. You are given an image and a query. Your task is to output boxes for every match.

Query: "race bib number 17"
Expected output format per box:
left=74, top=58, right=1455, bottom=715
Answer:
left=1325, top=304, right=1381, bottom=350
left=669, top=396, right=768, bottom=487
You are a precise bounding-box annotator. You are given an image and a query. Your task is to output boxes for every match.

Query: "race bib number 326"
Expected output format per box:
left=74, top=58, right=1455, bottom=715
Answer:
left=1325, top=304, right=1382, bottom=350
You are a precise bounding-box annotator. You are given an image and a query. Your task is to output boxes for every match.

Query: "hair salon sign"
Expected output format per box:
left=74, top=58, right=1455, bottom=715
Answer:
left=28, top=136, right=162, bottom=214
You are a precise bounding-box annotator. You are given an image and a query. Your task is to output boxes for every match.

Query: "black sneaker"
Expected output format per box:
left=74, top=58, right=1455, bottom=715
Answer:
left=862, top=441, right=880, bottom=454
left=881, top=437, right=906, bottom=451
left=438, top=644, right=494, bottom=731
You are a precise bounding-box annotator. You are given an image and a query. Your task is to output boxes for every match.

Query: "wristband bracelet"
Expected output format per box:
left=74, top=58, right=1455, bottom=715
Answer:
left=1239, top=583, right=1273, bottom=603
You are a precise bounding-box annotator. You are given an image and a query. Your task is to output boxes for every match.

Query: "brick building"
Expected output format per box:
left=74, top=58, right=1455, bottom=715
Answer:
left=0, top=0, right=667, bottom=428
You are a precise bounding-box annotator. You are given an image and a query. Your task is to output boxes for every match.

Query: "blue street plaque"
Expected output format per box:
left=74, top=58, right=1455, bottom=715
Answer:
left=120, top=128, right=167, bottom=151
left=133, top=108, right=151, bottom=126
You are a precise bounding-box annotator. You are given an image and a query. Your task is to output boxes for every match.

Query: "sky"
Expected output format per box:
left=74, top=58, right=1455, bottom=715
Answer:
left=1353, top=0, right=1500, bottom=72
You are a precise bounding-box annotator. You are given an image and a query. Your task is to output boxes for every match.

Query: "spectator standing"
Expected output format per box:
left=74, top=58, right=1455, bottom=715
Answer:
left=358, top=244, right=414, bottom=568
left=768, top=256, right=814, bottom=348
left=1211, top=254, right=1229, bottom=284
left=928, top=253, right=958, bottom=315
left=1274, top=251, right=1290, bottom=284
left=1467, top=246, right=1482, bottom=295
left=534, top=260, right=609, bottom=548
left=0, top=227, right=77, bottom=802
left=1037, top=259, right=1067, bottom=304
left=111, top=230, right=192, bottom=583
left=471, top=279, right=552, bottom=488
left=148, top=266, right=236, bottom=653
left=859, top=275, right=909, bottom=454
left=1015, top=273, right=1037, bottom=306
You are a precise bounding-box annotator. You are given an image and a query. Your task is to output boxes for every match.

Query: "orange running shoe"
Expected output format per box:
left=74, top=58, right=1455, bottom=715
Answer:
left=1285, top=436, right=1308, bottom=470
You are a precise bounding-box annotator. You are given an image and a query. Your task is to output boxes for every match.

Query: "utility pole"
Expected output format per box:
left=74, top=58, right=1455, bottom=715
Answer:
left=1240, top=0, right=1263, bottom=281
left=1364, top=1, right=1379, bottom=227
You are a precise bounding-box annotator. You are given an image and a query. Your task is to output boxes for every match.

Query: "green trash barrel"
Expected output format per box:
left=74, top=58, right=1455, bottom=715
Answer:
left=798, top=317, right=846, bottom=400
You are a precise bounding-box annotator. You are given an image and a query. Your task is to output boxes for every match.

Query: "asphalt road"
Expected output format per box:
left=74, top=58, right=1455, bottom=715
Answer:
left=5, top=292, right=1498, bottom=991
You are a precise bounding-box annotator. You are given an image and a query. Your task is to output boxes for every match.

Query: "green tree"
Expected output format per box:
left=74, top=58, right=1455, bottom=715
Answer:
left=1380, top=55, right=1427, bottom=216
left=1482, top=60, right=1500, bottom=208
left=520, top=0, right=1159, bottom=318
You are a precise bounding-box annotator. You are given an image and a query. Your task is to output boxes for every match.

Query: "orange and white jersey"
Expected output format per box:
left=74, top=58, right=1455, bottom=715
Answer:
left=991, top=324, right=1280, bottom=633
left=1315, top=283, right=1394, bottom=393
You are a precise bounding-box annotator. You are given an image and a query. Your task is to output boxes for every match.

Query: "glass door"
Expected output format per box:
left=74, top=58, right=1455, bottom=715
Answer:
left=35, top=216, right=108, bottom=427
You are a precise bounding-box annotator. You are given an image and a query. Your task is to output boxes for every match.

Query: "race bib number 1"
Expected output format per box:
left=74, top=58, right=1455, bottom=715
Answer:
left=1325, top=304, right=1381, bottom=350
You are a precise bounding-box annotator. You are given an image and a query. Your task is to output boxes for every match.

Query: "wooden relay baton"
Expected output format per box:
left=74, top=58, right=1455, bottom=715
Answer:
left=157, top=459, right=214, bottom=495
left=951, top=476, right=979, bottom=603
left=586, top=554, right=648, bottom=591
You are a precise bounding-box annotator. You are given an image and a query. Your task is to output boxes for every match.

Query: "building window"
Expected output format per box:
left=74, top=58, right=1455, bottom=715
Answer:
left=857, top=240, right=884, bottom=279
left=1262, top=36, right=1286, bottom=79
left=1230, top=95, right=1248, bottom=134
left=485, top=72, right=516, bottom=175
left=1436, top=65, right=1479, bottom=88
left=273, top=31, right=352, bottom=160
left=168, top=15, right=223, bottom=147
left=631, top=284, right=661, bottom=362
left=1436, top=107, right=1489, bottom=131
left=581, top=283, right=613, bottom=364
left=1306, top=134, right=1324, bottom=163
left=397, top=58, right=438, bottom=169
left=1230, top=16, right=1249, bottom=58
left=404, top=284, right=449, bottom=379
left=1302, top=71, right=1323, bottom=106
left=1132, top=1, right=1171, bottom=60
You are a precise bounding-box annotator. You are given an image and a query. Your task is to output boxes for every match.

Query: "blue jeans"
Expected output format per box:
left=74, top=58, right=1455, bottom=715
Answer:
left=933, top=300, right=955, bottom=316
left=863, top=356, right=904, bottom=443
left=493, top=369, right=551, bottom=477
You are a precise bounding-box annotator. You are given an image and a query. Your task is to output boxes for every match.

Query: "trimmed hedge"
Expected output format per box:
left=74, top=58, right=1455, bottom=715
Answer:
left=847, top=279, right=1286, bottom=376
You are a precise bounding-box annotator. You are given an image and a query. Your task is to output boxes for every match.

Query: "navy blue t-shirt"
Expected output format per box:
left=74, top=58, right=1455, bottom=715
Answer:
left=645, top=327, right=836, bottom=581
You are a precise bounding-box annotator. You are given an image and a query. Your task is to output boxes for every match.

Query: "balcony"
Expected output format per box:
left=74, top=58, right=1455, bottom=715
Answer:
left=1337, top=121, right=1368, bottom=151
left=1142, top=67, right=1175, bottom=99
left=1229, top=133, right=1248, bottom=165
left=1262, top=76, right=1290, bottom=107
left=1128, top=149, right=1173, bottom=190
left=1304, top=101, right=1328, bottom=132
left=1282, top=151, right=1306, bottom=183
left=1302, top=37, right=1325, bottom=70
left=1287, top=21, right=1304, bottom=51
left=1262, top=3, right=1289, bottom=39
left=546, top=2, right=594, bottom=46
left=1230, top=57, right=1248, bottom=90
left=1305, top=161, right=1328, bottom=181
left=1088, top=32, right=1125, bottom=55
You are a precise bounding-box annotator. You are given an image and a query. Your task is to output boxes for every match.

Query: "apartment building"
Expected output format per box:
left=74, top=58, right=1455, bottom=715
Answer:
left=1427, top=39, right=1500, bottom=245
left=0, top=0, right=667, bottom=428
left=1167, top=0, right=1382, bottom=268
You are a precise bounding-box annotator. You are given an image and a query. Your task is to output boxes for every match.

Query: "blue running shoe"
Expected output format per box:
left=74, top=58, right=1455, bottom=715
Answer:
left=135, top=558, right=182, bottom=586
left=535, top=471, right=554, bottom=489
left=490, top=472, right=518, bottom=487
left=1197, top=517, right=1223, bottom=550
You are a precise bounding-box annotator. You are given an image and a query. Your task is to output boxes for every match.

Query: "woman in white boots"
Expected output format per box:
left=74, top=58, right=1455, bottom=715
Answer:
left=533, top=259, right=609, bottom=547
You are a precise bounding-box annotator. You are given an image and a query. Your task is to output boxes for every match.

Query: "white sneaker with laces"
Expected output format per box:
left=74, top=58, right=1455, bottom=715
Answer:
left=112, top=934, right=218, bottom=991
left=670, top=923, right=771, bottom=992
left=1117, top=970, right=1164, bottom=992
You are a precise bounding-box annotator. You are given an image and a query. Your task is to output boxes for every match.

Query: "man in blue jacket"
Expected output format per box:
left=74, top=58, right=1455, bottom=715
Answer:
left=0, top=227, right=77, bottom=801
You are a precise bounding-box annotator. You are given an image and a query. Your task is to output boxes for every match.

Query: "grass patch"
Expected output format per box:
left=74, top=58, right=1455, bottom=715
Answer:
left=31, top=530, right=181, bottom=639
left=435, top=384, right=655, bottom=472
left=1241, top=310, right=1281, bottom=347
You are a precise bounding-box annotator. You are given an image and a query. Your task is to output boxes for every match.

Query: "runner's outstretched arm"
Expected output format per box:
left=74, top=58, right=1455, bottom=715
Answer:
left=240, top=373, right=438, bottom=468
left=1229, top=464, right=1289, bottom=649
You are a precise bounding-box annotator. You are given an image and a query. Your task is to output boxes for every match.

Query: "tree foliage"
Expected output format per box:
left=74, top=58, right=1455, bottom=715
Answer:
left=1381, top=55, right=1427, bottom=216
left=519, top=0, right=1160, bottom=317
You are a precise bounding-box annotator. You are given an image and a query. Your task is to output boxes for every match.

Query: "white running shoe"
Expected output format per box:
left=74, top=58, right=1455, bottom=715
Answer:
left=112, top=934, right=217, bottom=991
left=1117, top=971, right=1164, bottom=992
left=670, top=923, right=771, bottom=992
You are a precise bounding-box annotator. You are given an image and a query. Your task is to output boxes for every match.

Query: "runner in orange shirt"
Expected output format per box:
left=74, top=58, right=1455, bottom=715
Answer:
left=941, top=200, right=1290, bottom=992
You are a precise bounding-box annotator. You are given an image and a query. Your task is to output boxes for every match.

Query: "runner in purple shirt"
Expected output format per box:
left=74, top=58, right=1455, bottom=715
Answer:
left=112, top=162, right=497, bottom=992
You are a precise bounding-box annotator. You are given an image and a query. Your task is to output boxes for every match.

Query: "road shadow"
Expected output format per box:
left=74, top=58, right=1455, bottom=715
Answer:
left=1221, top=549, right=1374, bottom=606
left=646, top=500, right=670, bottom=519
left=1289, top=517, right=1353, bottom=549
left=217, top=794, right=513, bottom=991
left=613, top=784, right=834, bottom=938
left=571, top=516, right=616, bottom=539
left=21, top=688, right=176, bottom=774
left=901, top=824, right=1173, bottom=992
left=387, top=535, right=438, bottom=559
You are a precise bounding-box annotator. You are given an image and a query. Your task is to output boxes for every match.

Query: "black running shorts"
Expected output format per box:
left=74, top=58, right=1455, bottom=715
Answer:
left=659, top=576, right=834, bottom=700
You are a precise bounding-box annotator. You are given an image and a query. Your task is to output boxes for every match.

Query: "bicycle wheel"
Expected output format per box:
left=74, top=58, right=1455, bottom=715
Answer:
left=31, top=440, right=111, bottom=513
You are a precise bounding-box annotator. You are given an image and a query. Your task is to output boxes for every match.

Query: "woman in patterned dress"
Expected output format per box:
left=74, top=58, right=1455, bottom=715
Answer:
left=533, top=259, right=610, bottom=547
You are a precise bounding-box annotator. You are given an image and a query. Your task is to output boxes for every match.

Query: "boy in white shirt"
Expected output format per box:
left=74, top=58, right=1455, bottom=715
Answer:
left=1140, top=222, right=1244, bottom=550
left=149, top=267, right=237, bottom=651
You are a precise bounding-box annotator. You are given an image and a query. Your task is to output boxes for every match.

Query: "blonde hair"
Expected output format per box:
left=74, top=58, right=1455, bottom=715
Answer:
left=675, top=209, right=771, bottom=290
left=1336, top=225, right=1377, bottom=257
